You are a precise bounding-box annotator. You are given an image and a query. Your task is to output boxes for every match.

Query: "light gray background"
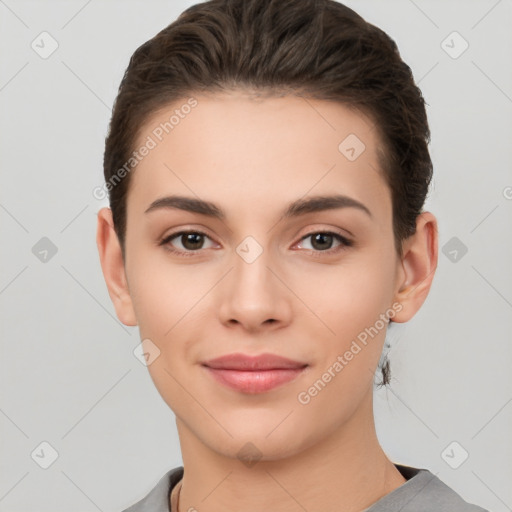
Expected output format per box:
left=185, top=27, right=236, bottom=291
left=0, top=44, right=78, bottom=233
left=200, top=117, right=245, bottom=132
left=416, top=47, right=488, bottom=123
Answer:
left=1, top=0, right=511, bottom=510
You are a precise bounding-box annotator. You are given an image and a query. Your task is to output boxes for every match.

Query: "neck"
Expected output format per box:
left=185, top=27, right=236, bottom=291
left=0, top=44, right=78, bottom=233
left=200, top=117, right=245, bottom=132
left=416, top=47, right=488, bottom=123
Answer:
left=174, top=389, right=406, bottom=512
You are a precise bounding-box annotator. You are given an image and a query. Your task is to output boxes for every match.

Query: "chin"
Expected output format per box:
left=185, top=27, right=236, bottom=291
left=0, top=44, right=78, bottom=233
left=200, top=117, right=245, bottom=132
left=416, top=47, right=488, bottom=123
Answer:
left=203, top=424, right=317, bottom=464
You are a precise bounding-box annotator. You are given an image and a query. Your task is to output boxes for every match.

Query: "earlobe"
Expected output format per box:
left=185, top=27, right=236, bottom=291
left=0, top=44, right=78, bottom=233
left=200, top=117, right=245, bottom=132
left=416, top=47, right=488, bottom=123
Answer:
left=392, top=212, right=438, bottom=323
left=96, top=207, right=138, bottom=326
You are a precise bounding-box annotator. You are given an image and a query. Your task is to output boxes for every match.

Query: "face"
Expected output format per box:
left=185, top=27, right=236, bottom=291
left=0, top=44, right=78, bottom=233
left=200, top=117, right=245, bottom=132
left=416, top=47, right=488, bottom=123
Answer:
left=104, top=91, right=417, bottom=461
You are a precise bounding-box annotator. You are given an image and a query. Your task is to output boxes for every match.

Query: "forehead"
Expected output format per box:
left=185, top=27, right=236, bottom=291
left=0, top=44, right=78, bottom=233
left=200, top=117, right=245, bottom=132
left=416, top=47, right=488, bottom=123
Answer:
left=127, top=91, right=390, bottom=223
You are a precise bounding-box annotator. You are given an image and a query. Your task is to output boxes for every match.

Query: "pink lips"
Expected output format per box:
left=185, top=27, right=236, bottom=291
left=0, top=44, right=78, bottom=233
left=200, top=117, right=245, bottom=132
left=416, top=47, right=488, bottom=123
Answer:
left=202, top=353, right=308, bottom=393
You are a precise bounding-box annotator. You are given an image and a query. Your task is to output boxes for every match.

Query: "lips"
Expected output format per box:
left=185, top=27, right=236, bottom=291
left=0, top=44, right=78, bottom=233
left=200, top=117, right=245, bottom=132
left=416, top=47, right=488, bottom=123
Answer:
left=202, top=353, right=308, bottom=393
left=202, top=353, right=307, bottom=370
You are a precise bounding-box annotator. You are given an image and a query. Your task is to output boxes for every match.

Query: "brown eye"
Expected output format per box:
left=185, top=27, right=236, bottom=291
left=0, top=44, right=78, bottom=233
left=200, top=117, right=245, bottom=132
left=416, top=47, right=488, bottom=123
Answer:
left=179, top=232, right=205, bottom=250
left=310, top=233, right=335, bottom=251
left=297, top=231, right=353, bottom=256
left=160, top=230, right=216, bottom=257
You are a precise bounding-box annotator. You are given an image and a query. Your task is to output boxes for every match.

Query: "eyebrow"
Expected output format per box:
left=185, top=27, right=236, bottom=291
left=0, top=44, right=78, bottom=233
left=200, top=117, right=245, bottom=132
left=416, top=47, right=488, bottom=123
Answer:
left=144, top=194, right=372, bottom=219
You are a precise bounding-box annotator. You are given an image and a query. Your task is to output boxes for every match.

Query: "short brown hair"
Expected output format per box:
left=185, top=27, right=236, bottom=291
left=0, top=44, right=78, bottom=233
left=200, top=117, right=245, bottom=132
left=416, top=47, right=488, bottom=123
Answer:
left=103, top=0, right=433, bottom=386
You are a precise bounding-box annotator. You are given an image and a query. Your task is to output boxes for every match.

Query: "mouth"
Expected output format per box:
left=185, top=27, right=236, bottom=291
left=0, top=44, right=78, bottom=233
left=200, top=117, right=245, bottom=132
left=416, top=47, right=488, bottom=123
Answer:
left=201, top=353, right=308, bottom=393
left=202, top=367, right=308, bottom=393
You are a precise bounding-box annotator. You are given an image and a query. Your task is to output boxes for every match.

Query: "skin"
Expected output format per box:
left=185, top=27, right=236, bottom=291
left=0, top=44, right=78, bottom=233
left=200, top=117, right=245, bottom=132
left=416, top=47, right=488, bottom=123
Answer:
left=96, top=90, right=438, bottom=512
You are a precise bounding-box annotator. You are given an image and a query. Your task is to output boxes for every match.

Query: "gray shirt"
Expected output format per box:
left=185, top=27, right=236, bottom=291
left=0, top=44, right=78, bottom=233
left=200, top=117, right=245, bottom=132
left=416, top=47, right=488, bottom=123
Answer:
left=122, top=464, right=490, bottom=512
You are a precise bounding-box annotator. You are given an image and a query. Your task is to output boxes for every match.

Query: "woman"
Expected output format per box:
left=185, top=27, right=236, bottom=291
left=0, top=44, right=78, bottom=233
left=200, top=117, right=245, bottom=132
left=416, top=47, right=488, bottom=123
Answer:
left=96, top=0, right=489, bottom=510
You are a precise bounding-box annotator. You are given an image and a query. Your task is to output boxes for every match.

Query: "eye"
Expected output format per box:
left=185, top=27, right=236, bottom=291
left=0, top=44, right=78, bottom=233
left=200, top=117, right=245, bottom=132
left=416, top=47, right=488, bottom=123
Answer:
left=295, top=231, right=353, bottom=256
left=159, top=230, right=216, bottom=257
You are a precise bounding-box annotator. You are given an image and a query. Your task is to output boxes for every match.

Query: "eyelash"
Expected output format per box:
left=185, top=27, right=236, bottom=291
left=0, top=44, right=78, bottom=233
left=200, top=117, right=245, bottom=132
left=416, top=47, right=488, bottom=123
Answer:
left=159, top=229, right=353, bottom=258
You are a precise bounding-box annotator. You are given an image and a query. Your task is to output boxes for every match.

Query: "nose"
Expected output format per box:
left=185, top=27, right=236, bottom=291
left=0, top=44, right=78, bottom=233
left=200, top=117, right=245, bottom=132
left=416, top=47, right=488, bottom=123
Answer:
left=216, top=244, right=293, bottom=333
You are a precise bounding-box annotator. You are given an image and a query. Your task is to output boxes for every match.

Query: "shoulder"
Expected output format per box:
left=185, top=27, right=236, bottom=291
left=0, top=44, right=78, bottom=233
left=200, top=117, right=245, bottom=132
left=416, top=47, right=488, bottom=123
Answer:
left=121, top=466, right=184, bottom=512
left=367, top=464, right=490, bottom=512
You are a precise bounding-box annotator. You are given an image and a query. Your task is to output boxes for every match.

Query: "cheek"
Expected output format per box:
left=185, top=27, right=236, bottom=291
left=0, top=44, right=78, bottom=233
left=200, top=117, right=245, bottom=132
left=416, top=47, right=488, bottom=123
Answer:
left=299, top=254, right=396, bottom=341
left=125, top=251, right=205, bottom=409
left=126, top=247, right=207, bottom=337
left=292, top=261, right=395, bottom=414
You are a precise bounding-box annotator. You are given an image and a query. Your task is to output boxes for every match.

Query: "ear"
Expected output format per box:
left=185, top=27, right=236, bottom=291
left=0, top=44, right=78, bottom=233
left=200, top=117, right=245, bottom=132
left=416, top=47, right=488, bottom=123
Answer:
left=392, top=211, right=438, bottom=323
left=96, top=207, right=137, bottom=326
